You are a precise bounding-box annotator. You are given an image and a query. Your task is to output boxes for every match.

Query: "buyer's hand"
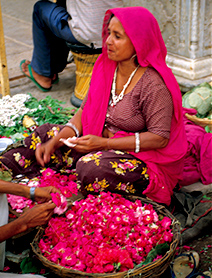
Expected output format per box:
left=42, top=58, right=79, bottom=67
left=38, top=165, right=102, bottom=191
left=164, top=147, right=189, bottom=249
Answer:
left=69, top=135, right=107, bottom=153
left=34, top=186, right=60, bottom=203
left=18, top=202, right=56, bottom=229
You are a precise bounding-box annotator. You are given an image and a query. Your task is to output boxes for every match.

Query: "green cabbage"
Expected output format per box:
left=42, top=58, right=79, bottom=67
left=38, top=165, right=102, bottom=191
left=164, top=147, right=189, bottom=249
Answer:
left=182, top=82, right=212, bottom=117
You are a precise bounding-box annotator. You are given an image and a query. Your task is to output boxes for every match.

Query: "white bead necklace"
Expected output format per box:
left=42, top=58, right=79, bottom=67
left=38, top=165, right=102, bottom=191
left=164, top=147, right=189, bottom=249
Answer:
left=110, top=65, right=140, bottom=106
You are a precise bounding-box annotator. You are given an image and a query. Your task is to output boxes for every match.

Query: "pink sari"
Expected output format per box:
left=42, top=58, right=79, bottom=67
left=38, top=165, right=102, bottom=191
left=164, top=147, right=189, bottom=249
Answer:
left=81, top=7, right=188, bottom=205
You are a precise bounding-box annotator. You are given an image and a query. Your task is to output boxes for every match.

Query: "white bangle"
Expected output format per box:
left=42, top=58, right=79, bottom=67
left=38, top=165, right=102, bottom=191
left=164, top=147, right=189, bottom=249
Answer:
left=135, top=132, right=140, bottom=153
left=30, top=187, right=36, bottom=201
left=65, top=122, right=79, bottom=137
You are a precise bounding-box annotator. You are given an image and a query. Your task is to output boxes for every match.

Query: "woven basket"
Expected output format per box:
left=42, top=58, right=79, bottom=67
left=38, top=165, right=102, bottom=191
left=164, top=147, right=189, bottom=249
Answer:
left=71, top=51, right=100, bottom=101
left=185, top=113, right=212, bottom=131
left=31, top=196, right=181, bottom=278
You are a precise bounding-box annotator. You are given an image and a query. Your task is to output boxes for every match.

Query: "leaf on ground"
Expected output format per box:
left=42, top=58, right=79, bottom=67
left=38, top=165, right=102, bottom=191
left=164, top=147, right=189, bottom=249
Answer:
left=0, top=170, right=12, bottom=181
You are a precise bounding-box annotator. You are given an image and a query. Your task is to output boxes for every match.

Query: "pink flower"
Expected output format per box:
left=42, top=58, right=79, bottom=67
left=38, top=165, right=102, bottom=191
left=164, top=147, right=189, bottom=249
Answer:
left=51, top=193, right=68, bottom=215
left=92, top=182, right=101, bottom=191
left=118, top=163, right=127, bottom=170
left=51, top=192, right=62, bottom=207
left=160, top=216, right=172, bottom=229
left=54, top=242, right=68, bottom=255
left=67, top=181, right=78, bottom=195
left=124, top=161, right=135, bottom=169
left=18, top=158, right=25, bottom=167
left=61, top=249, right=77, bottom=266
left=74, top=260, right=86, bottom=272
left=42, top=168, right=56, bottom=178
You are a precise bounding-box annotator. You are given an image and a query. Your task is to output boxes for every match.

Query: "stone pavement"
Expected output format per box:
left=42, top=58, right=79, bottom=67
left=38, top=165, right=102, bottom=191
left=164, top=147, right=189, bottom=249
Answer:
left=1, top=0, right=76, bottom=109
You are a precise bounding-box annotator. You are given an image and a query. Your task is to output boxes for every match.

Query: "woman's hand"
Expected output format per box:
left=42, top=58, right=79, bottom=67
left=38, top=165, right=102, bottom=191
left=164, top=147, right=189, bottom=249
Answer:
left=35, top=109, right=83, bottom=166
left=71, top=132, right=169, bottom=153
left=35, top=140, right=56, bottom=167
left=71, top=135, right=108, bottom=153
left=34, top=186, right=60, bottom=203
left=19, top=202, right=56, bottom=229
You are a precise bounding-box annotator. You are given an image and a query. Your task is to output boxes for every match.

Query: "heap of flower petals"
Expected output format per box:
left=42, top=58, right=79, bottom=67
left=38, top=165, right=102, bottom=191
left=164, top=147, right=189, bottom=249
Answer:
left=7, top=194, right=34, bottom=213
left=36, top=168, right=78, bottom=198
left=7, top=168, right=78, bottom=213
left=39, top=191, right=173, bottom=273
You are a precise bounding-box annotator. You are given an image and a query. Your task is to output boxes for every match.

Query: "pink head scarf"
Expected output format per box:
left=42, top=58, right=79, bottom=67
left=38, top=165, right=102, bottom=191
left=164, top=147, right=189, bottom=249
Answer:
left=81, top=7, right=188, bottom=205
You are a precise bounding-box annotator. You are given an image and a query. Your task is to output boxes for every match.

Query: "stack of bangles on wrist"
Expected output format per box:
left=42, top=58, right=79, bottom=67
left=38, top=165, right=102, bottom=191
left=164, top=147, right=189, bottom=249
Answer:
left=135, top=132, right=140, bottom=153
left=65, top=122, right=80, bottom=137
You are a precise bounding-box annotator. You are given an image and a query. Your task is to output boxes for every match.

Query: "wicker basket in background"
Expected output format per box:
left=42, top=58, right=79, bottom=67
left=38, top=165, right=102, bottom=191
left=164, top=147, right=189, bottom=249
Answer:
left=185, top=113, right=212, bottom=131
left=31, top=196, right=181, bottom=278
left=71, top=51, right=100, bottom=101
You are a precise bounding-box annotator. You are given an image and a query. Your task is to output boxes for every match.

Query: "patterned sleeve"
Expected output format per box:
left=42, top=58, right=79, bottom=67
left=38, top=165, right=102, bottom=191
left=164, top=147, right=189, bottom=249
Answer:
left=140, top=69, right=173, bottom=139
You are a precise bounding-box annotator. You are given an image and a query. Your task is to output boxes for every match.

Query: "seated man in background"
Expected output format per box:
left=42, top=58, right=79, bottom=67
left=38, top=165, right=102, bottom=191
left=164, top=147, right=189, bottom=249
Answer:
left=0, top=179, right=59, bottom=271
left=20, top=0, right=124, bottom=92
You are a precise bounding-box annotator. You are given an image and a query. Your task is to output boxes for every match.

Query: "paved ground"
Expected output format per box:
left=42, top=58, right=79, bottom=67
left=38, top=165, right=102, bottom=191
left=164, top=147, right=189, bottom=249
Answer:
left=1, top=0, right=76, bottom=108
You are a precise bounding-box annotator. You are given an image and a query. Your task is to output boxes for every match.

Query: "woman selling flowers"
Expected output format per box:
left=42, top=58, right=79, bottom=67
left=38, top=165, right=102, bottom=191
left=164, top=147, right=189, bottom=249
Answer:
left=0, top=7, right=187, bottom=206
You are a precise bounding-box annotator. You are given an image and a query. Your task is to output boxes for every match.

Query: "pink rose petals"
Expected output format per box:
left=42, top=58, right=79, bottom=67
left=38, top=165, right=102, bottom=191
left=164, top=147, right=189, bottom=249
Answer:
left=38, top=191, right=174, bottom=273
left=51, top=192, right=68, bottom=215
left=7, top=168, right=79, bottom=213
left=7, top=194, right=33, bottom=213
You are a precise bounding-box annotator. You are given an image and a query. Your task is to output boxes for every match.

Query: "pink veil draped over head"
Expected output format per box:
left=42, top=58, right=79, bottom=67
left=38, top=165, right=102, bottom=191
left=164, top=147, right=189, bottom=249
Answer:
left=81, top=7, right=188, bottom=205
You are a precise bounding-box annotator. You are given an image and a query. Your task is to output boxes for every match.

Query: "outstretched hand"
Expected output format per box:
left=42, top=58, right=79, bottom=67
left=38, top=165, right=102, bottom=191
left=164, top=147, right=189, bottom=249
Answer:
left=34, top=186, right=60, bottom=203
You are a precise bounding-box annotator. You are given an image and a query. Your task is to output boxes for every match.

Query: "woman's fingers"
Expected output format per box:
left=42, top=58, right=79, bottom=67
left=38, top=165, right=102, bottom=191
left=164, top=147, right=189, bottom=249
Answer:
left=35, top=146, right=45, bottom=166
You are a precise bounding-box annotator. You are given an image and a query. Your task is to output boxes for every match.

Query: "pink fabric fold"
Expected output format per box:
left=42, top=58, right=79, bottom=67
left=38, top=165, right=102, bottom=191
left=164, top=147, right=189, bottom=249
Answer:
left=179, top=108, right=212, bottom=187
left=81, top=7, right=188, bottom=205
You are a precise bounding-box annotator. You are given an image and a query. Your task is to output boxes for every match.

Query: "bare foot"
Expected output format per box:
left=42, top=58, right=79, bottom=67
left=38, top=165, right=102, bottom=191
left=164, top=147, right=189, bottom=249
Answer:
left=21, top=60, right=52, bottom=89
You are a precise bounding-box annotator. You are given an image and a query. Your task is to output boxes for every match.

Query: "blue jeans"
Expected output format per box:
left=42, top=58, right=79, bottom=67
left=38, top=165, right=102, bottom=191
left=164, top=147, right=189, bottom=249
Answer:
left=31, top=0, right=85, bottom=77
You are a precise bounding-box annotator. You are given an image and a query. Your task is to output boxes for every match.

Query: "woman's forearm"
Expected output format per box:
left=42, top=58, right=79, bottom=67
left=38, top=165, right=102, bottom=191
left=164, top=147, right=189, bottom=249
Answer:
left=107, top=132, right=169, bottom=152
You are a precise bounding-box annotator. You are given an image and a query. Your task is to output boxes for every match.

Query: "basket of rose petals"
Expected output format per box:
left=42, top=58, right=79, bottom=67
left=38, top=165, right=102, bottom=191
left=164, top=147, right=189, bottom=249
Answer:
left=31, top=192, right=181, bottom=278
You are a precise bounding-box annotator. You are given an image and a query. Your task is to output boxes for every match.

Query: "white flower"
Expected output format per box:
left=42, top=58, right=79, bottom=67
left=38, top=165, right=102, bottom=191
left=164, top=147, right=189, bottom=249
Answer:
left=0, top=94, right=36, bottom=127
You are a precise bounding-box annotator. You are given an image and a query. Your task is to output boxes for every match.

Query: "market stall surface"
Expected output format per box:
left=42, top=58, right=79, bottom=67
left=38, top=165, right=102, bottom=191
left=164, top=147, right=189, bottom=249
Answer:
left=0, top=0, right=212, bottom=277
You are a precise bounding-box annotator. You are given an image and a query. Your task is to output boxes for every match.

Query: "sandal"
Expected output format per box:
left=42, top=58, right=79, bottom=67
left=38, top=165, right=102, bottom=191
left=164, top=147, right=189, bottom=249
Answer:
left=52, top=73, right=59, bottom=84
left=20, top=59, right=52, bottom=92
left=170, top=251, right=200, bottom=278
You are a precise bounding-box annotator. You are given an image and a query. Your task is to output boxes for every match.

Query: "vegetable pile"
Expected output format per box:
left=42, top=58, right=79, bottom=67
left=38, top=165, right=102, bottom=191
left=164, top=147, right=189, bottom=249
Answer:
left=182, top=82, right=212, bottom=132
